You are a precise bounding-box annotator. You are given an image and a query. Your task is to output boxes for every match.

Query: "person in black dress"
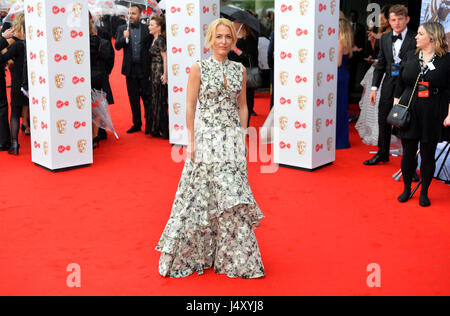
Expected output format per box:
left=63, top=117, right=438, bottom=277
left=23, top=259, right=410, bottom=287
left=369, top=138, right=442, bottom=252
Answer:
left=146, top=16, right=168, bottom=139
left=228, top=21, right=258, bottom=126
left=394, top=22, right=450, bottom=207
left=0, top=27, right=15, bottom=151
left=0, top=14, right=28, bottom=155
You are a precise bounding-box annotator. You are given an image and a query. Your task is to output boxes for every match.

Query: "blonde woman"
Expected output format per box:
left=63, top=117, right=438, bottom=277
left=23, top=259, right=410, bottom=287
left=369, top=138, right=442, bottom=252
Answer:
left=394, top=22, right=450, bottom=207
left=336, top=15, right=353, bottom=149
left=156, top=18, right=265, bottom=279
left=0, top=14, right=28, bottom=154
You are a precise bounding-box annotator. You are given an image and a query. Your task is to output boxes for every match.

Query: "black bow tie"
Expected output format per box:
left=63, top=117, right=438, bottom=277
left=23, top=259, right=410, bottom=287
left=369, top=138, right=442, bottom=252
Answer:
left=392, top=34, right=402, bottom=42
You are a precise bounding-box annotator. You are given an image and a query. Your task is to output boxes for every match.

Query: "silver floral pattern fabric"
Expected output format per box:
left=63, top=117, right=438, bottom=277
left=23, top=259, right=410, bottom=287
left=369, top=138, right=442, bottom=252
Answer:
left=155, top=57, right=265, bottom=279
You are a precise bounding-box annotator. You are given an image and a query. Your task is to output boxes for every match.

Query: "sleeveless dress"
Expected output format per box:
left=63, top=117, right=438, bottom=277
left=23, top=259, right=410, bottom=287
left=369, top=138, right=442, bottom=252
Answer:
left=336, top=54, right=350, bottom=149
left=155, top=57, right=265, bottom=279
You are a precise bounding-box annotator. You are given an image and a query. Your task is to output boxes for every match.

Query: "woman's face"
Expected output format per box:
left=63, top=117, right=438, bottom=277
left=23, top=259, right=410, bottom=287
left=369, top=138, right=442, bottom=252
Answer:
left=415, top=25, right=433, bottom=50
left=379, top=14, right=388, bottom=29
left=149, top=20, right=161, bottom=35
left=212, top=24, right=233, bottom=55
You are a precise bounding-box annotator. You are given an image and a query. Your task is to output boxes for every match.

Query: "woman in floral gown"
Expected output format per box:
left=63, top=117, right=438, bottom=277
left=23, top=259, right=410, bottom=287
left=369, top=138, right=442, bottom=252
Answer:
left=155, top=18, right=265, bottom=279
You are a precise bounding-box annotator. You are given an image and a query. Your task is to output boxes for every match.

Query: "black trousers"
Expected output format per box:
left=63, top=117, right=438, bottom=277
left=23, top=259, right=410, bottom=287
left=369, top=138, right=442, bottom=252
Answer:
left=126, top=76, right=151, bottom=128
left=378, top=76, right=397, bottom=157
left=247, top=88, right=255, bottom=127
left=0, top=74, right=10, bottom=146
left=401, top=138, right=438, bottom=194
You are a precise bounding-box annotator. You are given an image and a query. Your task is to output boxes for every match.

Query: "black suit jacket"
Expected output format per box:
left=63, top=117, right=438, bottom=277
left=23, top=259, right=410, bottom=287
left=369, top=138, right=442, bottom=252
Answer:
left=372, top=29, right=417, bottom=89
left=115, top=23, right=153, bottom=77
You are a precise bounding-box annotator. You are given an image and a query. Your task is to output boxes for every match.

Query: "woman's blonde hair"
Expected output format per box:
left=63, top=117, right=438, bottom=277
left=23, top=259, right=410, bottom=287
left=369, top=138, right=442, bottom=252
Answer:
left=339, top=16, right=354, bottom=58
left=204, top=18, right=237, bottom=48
left=12, top=13, right=25, bottom=34
left=418, top=22, right=448, bottom=57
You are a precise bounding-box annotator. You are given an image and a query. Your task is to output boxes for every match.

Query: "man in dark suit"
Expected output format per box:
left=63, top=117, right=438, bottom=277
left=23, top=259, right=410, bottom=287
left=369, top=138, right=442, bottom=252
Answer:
left=0, top=28, right=14, bottom=151
left=364, top=5, right=417, bottom=165
left=115, top=5, right=153, bottom=133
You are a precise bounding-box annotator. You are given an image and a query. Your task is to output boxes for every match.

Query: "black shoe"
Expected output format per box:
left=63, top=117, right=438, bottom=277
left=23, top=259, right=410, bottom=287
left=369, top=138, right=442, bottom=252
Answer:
left=126, top=126, right=141, bottom=134
left=397, top=189, right=411, bottom=203
left=419, top=192, right=431, bottom=207
left=363, top=154, right=389, bottom=166
left=98, top=128, right=107, bottom=140
left=8, top=141, right=19, bottom=155
left=0, top=143, right=10, bottom=151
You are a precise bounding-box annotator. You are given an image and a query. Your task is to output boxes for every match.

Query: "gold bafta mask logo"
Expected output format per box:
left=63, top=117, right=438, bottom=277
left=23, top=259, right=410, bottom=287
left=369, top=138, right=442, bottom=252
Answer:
left=171, top=24, right=179, bottom=37
left=212, top=4, right=218, bottom=16
left=30, top=72, right=36, bottom=86
left=186, top=3, right=195, bottom=16
left=187, top=44, right=195, bottom=57
left=77, top=139, right=87, bottom=153
left=318, top=24, right=325, bottom=40
left=280, top=25, right=289, bottom=39
left=53, top=27, right=63, bottom=42
left=327, top=137, right=333, bottom=151
left=28, top=26, right=33, bottom=40
left=317, top=72, right=323, bottom=87
left=56, top=120, right=67, bottom=134
left=76, top=95, right=86, bottom=110
left=37, top=2, right=43, bottom=17
left=74, top=50, right=85, bottom=64
left=43, top=141, right=48, bottom=156
left=41, top=96, right=47, bottom=111
left=172, top=64, right=180, bottom=76
left=280, top=71, right=289, bottom=86
left=298, top=96, right=307, bottom=110
left=55, top=74, right=65, bottom=89
left=328, top=93, right=334, bottom=107
left=299, top=0, right=309, bottom=15
left=173, top=103, right=181, bottom=115
left=72, top=2, right=82, bottom=18
left=316, top=118, right=322, bottom=133
left=39, top=50, right=45, bottom=65
left=298, top=49, right=308, bottom=64
left=32, top=116, right=38, bottom=130
left=297, top=141, right=307, bottom=155
left=279, top=116, right=288, bottom=131
left=329, top=47, right=336, bottom=62
left=203, top=24, right=208, bottom=36
left=330, top=0, right=337, bottom=15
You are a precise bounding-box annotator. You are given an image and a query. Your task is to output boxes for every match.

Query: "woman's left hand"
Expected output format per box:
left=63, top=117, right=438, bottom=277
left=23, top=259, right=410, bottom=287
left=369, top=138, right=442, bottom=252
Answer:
left=161, top=73, right=168, bottom=85
left=444, top=115, right=450, bottom=127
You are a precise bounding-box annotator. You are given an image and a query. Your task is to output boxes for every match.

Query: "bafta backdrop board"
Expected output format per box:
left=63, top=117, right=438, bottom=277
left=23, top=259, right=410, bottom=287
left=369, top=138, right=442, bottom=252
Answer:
left=25, top=0, right=93, bottom=171
left=274, top=0, right=339, bottom=170
left=166, top=0, right=220, bottom=146
left=420, top=0, right=450, bottom=44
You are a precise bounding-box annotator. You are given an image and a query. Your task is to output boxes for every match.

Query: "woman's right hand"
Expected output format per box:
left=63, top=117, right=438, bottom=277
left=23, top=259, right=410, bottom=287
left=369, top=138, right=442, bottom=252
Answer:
left=187, top=142, right=195, bottom=162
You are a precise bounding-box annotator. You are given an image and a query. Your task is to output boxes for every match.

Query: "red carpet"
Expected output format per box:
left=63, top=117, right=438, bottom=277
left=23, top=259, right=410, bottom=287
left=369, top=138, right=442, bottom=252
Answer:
left=0, top=48, right=449, bottom=296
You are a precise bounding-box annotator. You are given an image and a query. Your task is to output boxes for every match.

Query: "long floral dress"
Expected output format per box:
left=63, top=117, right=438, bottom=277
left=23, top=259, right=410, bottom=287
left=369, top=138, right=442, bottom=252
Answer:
left=155, top=57, right=265, bottom=279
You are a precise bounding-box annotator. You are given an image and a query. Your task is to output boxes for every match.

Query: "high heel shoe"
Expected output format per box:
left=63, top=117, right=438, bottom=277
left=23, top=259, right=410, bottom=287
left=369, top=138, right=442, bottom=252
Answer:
left=8, top=141, right=19, bottom=155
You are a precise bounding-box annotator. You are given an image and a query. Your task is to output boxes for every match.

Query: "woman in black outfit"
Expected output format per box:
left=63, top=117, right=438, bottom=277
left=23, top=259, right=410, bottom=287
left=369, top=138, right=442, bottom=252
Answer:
left=228, top=21, right=259, bottom=126
left=0, top=14, right=27, bottom=155
left=394, top=22, right=450, bottom=207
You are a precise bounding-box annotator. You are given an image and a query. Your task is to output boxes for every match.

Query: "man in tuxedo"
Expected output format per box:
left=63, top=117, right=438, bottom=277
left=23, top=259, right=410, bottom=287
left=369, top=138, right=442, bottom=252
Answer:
left=115, top=5, right=153, bottom=134
left=364, top=5, right=417, bottom=165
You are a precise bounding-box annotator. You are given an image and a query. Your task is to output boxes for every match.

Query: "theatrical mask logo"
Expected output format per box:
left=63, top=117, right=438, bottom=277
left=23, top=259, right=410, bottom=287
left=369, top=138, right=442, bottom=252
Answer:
left=172, top=64, right=180, bottom=76
left=28, top=26, right=33, bottom=40
left=318, top=24, right=325, bottom=40
left=41, top=96, right=47, bottom=111
left=317, top=72, right=323, bottom=87
left=76, top=96, right=86, bottom=110
left=330, top=0, right=337, bottom=15
left=56, top=120, right=67, bottom=134
left=280, top=71, right=289, bottom=86
left=297, top=141, right=307, bottom=155
left=187, top=44, right=195, bottom=57
left=55, top=74, right=65, bottom=89
left=279, top=116, right=288, bottom=131
left=298, top=96, right=307, bottom=110
left=171, top=24, right=179, bottom=37
left=173, top=103, right=181, bottom=115
left=39, top=50, right=45, bottom=65
left=32, top=116, right=38, bottom=130
left=315, top=118, right=322, bottom=133
left=328, top=93, right=334, bottom=107
left=30, top=72, right=36, bottom=86
left=329, top=47, right=336, bottom=62
left=203, top=24, right=208, bottom=36
left=298, top=49, right=307, bottom=64
left=74, top=50, right=85, bottom=64
left=186, top=3, right=195, bottom=16
left=299, top=0, right=309, bottom=15
left=77, top=139, right=87, bottom=153
left=53, top=27, right=63, bottom=42
left=327, top=137, right=333, bottom=151
left=212, top=3, right=218, bottom=16
left=43, top=141, right=48, bottom=155
left=72, top=2, right=82, bottom=18
left=280, top=25, right=289, bottom=39
left=36, top=2, right=43, bottom=17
